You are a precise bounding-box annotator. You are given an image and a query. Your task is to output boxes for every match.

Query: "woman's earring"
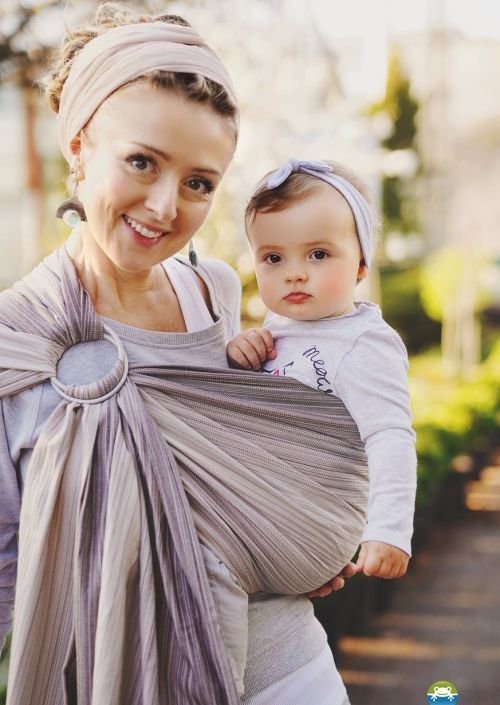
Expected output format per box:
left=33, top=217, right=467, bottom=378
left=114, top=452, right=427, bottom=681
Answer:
left=56, top=167, right=87, bottom=227
left=188, top=239, right=198, bottom=267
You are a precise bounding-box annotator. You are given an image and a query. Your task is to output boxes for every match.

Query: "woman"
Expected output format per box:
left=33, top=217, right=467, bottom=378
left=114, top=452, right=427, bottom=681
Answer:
left=0, top=5, right=359, bottom=704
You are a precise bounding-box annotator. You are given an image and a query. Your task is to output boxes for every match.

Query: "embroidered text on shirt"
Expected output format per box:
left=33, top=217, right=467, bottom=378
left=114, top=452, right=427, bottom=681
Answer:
left=303, top=346, right=333, bottom=394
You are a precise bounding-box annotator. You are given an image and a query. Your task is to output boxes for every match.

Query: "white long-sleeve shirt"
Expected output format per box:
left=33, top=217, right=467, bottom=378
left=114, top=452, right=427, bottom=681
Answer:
left=262, top=301, right=417, bottom=555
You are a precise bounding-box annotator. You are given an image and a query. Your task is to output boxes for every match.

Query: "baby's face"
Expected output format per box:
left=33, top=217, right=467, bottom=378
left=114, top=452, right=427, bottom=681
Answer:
left=248, top=183, right=368, bottom=320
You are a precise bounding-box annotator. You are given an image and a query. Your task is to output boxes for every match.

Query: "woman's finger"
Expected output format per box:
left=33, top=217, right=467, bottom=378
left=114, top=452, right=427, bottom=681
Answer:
left=339, top=562, right=356, bottom=578
left=330, top=577, right=345, bottom=591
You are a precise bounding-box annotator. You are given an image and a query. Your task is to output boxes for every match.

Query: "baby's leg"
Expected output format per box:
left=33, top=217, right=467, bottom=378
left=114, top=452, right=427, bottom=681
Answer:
left=200, top=543, right=249, bottom=697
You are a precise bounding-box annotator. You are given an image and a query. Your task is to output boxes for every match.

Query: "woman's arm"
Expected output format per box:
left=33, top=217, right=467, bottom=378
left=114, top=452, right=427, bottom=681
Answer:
left=0, top=398, right=21, bottom=655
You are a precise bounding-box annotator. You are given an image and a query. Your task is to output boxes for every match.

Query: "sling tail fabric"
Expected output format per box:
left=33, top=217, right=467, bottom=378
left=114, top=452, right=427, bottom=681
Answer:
left=0, top=248, right=368, bottom=705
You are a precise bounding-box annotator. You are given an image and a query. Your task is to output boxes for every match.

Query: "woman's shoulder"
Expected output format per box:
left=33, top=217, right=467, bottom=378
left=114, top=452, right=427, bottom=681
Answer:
left=172, top=255, right=241, bottom=305
left=177, top=255, right=240, bottom=293
left=172, top=256, right=242, bottom=338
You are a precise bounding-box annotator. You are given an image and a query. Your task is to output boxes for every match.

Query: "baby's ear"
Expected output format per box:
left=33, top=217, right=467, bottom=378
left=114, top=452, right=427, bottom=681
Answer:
left=357, top=260, right=369, bottom=282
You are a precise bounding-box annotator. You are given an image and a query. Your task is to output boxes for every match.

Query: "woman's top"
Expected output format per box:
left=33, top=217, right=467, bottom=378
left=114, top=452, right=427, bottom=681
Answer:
left=0, top=255, right=343, bottom=702
left=263, top=303, right=417, bottom=555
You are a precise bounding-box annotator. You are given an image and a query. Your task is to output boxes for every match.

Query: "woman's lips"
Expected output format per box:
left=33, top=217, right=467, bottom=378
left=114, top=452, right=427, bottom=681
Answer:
left=284, top=292, right=311, bottom=303
left=122, top=215, right=167, bottom=247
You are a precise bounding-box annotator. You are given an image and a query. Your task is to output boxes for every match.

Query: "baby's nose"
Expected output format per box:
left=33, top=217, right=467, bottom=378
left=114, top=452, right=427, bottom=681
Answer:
left=285, top=268, right=307, bottom=282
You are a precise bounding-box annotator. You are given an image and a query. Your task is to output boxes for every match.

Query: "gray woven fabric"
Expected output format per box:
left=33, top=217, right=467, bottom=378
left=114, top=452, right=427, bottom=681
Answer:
left=0, top=247, right=368, bottom=705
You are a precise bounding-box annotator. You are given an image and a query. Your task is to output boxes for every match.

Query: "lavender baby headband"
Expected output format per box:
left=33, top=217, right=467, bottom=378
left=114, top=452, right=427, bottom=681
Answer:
left=266, top=159, right=373, bottom=268
left=57, top=21, right=237, bottom=163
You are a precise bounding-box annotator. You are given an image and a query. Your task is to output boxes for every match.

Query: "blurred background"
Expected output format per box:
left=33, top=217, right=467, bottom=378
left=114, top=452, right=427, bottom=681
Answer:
left=0, top=1, right=499, bottom=703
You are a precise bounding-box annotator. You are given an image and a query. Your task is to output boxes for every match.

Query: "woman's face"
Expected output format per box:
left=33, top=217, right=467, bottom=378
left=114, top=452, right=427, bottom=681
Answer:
left=74, top=82, right=235, bottom=273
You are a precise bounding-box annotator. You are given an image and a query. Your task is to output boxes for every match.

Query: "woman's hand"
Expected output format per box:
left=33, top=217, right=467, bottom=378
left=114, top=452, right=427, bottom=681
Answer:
left=355, top=541, right=409, bottom=579
left=306, top=562, right=357, bottom=598
left=227, top=328, right=277, bottom=370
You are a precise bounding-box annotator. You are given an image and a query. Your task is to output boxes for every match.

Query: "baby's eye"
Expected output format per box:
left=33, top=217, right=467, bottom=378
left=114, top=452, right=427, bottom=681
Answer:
left=126, top=153, right=157, bottom=174
left=311, top=250, right=328, bottom=260
left=185, top=177, right=214, bottom=195
left=264, top=253, right=282, bottom=264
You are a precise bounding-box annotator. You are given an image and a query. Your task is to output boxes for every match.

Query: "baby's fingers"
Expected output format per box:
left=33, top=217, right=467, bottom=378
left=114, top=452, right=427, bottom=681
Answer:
left=362, top=552, right=383, bottom=577
left=255, top=327, right=275, bottom=356
left=228, top=338, right=260, bottom=370
left=246, top=328, right=275, bottom=362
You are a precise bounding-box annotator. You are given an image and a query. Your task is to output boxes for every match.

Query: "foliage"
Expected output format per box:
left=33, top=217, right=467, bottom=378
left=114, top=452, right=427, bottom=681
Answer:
left=380, top=264, right=441, bottom=354
left=0, top=0, right=59, bottom=87
left=420, top=246, right=491, bottom=322
left=369, top=51, right=419, bottom=152
left=0, top=632, right=10, bottom=702
left=367, top=48, right=420, bottom=237
left=410, top=341, right=500, bottom=512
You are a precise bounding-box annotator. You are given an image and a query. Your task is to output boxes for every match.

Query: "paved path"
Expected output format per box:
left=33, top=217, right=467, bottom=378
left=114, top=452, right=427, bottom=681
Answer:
left=338, top=448, right=500, bottom=705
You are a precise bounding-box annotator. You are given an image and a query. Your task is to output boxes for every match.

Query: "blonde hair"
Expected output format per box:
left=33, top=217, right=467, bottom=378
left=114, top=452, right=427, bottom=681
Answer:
left=245, top=160, right=381, bottom=262
left=44, top=2, right=238, bottom=133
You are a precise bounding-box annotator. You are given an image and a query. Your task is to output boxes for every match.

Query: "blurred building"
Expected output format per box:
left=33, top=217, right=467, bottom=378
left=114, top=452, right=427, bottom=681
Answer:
left=396, top=29, right=500, bottom=258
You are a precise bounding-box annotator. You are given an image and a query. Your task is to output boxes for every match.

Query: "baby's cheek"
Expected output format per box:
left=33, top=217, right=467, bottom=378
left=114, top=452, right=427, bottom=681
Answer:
left=322, top=269, right=353, bottom=298
left=255, top=272, right=276, bottom=306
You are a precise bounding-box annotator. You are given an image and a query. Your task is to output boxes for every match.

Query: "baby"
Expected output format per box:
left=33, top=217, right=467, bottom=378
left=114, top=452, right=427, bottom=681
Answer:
left=228, top=159, right=417, bottom=581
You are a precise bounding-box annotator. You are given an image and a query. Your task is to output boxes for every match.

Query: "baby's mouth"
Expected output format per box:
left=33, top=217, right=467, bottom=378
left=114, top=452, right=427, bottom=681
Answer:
left=284, top=292, right=311, bottom=302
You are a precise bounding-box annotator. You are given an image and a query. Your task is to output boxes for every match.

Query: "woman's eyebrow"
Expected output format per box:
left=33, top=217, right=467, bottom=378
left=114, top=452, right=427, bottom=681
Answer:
left=129, top=142, right=221, bottom=175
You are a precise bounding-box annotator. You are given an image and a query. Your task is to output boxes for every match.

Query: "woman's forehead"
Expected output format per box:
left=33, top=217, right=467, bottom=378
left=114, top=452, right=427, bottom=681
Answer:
left=85, top=82, right=235, bottom=168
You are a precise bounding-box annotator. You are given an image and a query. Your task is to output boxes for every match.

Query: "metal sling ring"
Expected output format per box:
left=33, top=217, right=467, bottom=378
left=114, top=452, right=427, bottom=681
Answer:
left=50, top=325, right=129, bottom=404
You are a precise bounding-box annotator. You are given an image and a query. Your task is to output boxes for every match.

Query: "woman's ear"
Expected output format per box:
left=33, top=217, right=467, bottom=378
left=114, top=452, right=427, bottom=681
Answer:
left=69, top=137, right=81, bottom=156
left=69, top=136, right=85, bottom=181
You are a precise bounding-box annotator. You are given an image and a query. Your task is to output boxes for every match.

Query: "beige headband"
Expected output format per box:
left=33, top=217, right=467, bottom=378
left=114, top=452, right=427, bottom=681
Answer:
left=57, top=21, right=237, bottom=163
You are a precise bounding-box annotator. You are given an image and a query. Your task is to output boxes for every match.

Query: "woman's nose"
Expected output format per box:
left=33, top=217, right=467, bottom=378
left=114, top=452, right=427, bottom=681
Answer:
left=144, top=178, right=178, bottom=223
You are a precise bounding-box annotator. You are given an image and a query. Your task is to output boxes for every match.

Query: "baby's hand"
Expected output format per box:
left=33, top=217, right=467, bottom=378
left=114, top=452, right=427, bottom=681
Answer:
left=355, top=541, right=409, bottom=579
left=227, top=328, right=277, bottom=370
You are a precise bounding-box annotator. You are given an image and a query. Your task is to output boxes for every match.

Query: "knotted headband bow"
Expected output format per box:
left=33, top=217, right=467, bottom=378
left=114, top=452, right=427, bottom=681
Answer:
left=266, top=159, right=373, bottom=268
left=57, top=21, right=238, bottom=162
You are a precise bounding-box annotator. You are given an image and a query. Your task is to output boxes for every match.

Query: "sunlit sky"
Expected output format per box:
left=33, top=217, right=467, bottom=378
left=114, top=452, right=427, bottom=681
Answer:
left=312, top=0, right=500, bottom=40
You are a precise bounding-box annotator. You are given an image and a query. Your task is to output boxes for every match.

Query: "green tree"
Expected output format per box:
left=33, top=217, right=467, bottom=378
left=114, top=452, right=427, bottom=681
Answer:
left=368, top=49, right=420, bottom=236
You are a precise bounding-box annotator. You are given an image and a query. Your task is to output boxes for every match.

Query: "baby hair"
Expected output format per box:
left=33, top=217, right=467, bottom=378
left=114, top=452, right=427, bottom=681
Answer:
left=245, top=160, right=381, bottom=261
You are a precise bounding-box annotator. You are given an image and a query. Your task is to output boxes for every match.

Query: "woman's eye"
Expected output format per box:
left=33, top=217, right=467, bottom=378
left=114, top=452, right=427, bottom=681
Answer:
left=264, top=254, right=282, bottom=264
left=185, top=177, right=214, bottom=195
left=311, top=250, right=328, bottom=260
left=126, top=153, right=157, bottom=173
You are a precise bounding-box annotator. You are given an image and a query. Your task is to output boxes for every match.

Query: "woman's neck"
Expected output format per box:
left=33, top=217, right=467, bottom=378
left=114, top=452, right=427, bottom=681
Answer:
left=65, top=229, right=186, bottom=331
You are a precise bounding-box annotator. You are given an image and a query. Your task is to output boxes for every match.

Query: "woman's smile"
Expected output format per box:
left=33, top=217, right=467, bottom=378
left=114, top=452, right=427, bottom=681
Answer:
left=123, top=214, right=168, bottom=238
left=122, top=214, right=170, bottom=247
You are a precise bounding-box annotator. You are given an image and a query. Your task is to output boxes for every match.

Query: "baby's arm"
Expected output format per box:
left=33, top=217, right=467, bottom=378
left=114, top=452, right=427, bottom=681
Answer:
left=227, top=328, right=276, bottom=370
left=335, top=327, right=417, bottom=580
